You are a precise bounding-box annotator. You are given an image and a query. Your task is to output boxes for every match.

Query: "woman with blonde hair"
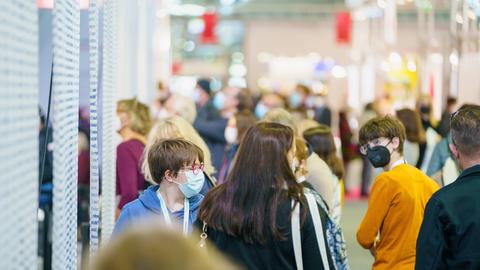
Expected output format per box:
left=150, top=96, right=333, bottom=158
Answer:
left=116, top=98, right=152, bottom=212
left=144, top=116, right=216, bottom=193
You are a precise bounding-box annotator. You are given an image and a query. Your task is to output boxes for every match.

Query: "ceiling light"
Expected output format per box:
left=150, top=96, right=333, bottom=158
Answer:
left=332, top=65, right=347, bottom=78
left=169, top=4, right=205, bottom=17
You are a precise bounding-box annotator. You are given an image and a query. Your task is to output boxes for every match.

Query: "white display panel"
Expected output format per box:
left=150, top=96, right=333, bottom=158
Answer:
left=0, top=1, right=39, bottom=269
left=89, top=0, right=100, bottom=254
left=101, top=0, right=117, bottom=242
left=51, top=0, right=80, bottom=269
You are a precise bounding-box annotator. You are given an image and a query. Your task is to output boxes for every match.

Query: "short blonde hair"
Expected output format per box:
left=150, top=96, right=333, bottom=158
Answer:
left=117, top=98, right=152, bottom=136
left=92, top=224, right=239, bottom=270
left=296, top=119, right=320, bottom=138
left=143, top=116, right=215, bottom=182
left=262, top=108, right=296, bottom=132
left=166, top=95, right=197, bottom=124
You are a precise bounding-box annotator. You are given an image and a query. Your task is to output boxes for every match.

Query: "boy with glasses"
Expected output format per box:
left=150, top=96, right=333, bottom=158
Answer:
left=356, top=116, right=439, bottom=270
left=114, top=139, right=205, bottom=235
left=416, top=105, right=480, bottom=269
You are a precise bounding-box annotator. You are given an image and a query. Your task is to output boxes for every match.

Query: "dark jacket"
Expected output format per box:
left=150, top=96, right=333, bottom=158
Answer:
left=194, top=101, right=228, bottom=175
left=114, top=185, right=203, bottom=235
left=314, top=106, right=332, bottom=127
left=416, top=164, right=480, bottom=270
left=39, top=126, right=53, bottom=183
left=197, top=192, right=334, bottom=270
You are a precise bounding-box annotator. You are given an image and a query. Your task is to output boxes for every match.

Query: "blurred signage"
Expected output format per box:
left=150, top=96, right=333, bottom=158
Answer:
left=201, top=11, right=218, bottom=44
left=336, top=12, right=352, bottom=44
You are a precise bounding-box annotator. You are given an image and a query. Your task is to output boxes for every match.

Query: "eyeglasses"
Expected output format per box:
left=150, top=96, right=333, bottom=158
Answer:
left=359, top=138, right=392, bottom=155
left=450, top=110, right=460, bottom=123
left=181, top=163, right=205, bottom=175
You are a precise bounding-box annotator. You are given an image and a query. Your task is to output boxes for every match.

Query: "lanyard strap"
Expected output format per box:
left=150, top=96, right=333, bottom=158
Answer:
left=157, top=191, right=190, bottom=235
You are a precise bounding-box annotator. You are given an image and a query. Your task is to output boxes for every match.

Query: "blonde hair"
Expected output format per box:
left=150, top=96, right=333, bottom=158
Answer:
left=296, top=119, right=320, bottom=138
left=117, top=98, right=152, bottom=136
left=167, top=94, right=197, bottom=124
left=91, top=224, right=239, bottom=270
left=262, top=108, right=296, bottom=132
left=143, top=116, right=215, bottom=182
left=294, top=137, right=309, bottom=176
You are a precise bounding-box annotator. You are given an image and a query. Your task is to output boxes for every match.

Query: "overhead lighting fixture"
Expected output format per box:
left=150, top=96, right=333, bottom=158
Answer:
left=332, top=65, right=347, bottom=78
left=229, top=64, right=247, bottom=77
left=187, top=19, right=205, bottom=34
left=220, top=0, right=236, bottom=6
left=377, top=0, right=387, bottom=9
left=449, top=52, right=459, bottom=66
left=257, top=52, right=272, bottom=63
left=228, top=77, right=247, bottom=88
left=232, top=52, right=244, bottom=63
left=183, top=41, right=196, bottom=52
left=169, top=4, right=205, bottom=17
left=389, top=52, right=402, bottom=66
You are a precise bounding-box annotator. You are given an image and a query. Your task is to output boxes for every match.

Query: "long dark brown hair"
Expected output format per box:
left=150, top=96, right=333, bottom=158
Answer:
left=198, top=122, right=305, bottom=245
left=396, top=108, right=426, bottom=144
left=303, top=125, right=345, bottom=180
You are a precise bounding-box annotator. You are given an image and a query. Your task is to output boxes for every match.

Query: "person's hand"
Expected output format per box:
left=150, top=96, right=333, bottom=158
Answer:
left=115, top=208, right=121, bottom=220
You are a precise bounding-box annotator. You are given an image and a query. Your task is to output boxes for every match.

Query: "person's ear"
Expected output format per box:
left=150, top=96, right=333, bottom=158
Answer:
left=392, top=137, right=400, bottom=151
left=164, top=170, right=175, bottom=183
left=449, top=143, right=459, bottom=160
left=300, top=160, right=306, bottom=171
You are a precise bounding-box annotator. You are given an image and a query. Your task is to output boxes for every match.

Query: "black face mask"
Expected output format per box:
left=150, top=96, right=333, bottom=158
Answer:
left=367, top=145, right=391, bottom=168
left=420, top=105, right=431, bottom=114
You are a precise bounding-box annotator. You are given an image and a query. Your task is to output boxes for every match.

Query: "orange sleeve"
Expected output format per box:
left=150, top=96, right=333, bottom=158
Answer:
left=356, top=175, right=394, bottom=249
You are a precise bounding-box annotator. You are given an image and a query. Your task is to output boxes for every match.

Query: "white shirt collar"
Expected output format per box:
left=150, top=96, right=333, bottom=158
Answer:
left=390, top=158, right=406, bottom=170
left=297, top=175, right=306, bottom=183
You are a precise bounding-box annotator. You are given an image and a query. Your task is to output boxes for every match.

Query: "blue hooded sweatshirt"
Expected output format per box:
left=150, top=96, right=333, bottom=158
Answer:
left=113, top=185, right=203, bottom=235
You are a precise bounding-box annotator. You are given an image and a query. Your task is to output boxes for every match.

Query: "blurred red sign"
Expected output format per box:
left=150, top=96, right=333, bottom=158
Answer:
left=172, top=62, right=182, bottom=75
left=201, top=12, right=218, bottom=44
left=336, top=12, right=352, bottom=44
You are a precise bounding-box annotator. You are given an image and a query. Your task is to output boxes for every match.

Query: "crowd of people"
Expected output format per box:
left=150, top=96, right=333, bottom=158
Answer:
left=72, top=78, right=480, bottom=270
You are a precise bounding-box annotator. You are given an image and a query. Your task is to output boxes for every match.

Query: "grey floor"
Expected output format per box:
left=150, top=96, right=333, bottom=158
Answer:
left=341, top=200, right=374, bottom=270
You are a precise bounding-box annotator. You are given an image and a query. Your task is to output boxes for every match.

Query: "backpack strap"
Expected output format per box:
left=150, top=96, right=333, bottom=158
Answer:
left=305, top=193, right=331, bottom=270
left=292, top=196, right=331, bottom=270
left=291, top=200, right=303, bottom=270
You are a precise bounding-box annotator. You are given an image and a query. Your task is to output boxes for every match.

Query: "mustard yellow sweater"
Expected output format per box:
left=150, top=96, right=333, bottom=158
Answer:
left=357, top=164, right=439, bottom=270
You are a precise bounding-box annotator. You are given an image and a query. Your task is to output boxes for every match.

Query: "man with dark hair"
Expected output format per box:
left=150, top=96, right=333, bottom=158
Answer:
left=194, top=78, right=212, bottom=109
left=356, top=116, right=439, bottom=270
left=194, top=86, right=244, bottom=174
left=416, top=104, right=480, bottom=270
